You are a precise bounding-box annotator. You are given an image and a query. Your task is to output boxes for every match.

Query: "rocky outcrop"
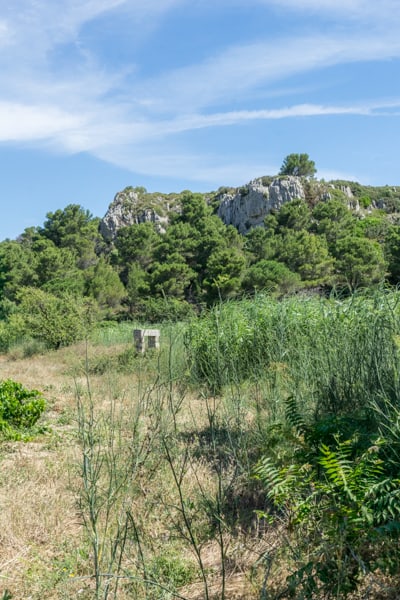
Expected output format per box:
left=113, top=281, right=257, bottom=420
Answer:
left=217, top=176, right=305, bottom=233
left=100, top=187, right=169, bottom=241
left=101, top=177, right=382, bottom=241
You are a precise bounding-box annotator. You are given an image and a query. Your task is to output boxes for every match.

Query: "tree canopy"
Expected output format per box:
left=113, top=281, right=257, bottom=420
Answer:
left=1, top=175, right=400, bottom=338
left=279, top=153, right=317, bottom=178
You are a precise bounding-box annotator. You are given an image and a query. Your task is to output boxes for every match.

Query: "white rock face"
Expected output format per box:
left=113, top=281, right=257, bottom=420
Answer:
left=217, top=177, right=305, bottom=233
left=100, top=188, right=169, bottom=241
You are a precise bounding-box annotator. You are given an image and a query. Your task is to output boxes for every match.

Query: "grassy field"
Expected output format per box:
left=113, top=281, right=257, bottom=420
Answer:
left=1, top=292, right=400, bottom=599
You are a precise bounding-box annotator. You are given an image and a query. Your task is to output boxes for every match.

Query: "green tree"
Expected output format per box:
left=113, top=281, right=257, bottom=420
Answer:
left=277, top=230, right=334, bottom=286
left=155, top=221, right=200, bottom=270
left=242, top=259, right=301, bottom=295
left=41, top=204, right=101, bottom=268
left=334, top=236, right=387, bottom=291
left=125, top=263, right=150, bottom=316
left=203, top=247, right=246, bottom=300
left=244, top=227, right=277, bottom=263
left=279, top=153, right=316, bottom=178
left=0, top=240, right=38, bottom=301
left=13, top=288, right=94, bottom=349
left=114, top=222, right=160, bottom=281
left=385, top=225, right=400, bottom=283
left=174, top=192, right=211, bottom=226
left=311, top=199, right=355, bottom=248
left=86, top=257, right=126, bottom=311
left=354, top=214, right=390, bottom=242
left=32, top=238, right=85, bottom=295
left=150, top=253, right=196, bottom=299
left=277, top=199, right=312, bottom=232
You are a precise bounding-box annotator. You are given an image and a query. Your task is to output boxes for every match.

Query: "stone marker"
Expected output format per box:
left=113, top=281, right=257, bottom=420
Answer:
left=133, top=329, right=160, bottom=353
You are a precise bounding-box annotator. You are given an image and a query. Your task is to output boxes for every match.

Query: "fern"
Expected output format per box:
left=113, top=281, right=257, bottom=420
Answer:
left=256, top=436, right=400, bottom=598
left=284, top=395, right=307, bottom=435
left=367, top=477, right=400, bottom=524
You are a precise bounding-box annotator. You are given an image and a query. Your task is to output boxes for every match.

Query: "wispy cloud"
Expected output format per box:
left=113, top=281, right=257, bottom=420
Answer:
left=137, top=32, right=400, bottom=114
left=255, top=0, right=400, bottom=22
left=0, top=0, right=399, bottom=186
left=0, top=102, right=83, bottom=141
left=156, top=101, right=400, bottom=134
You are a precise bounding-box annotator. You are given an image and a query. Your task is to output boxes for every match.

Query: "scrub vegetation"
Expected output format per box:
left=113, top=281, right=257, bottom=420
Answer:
left=1, top=290, right=400, bottom=599
left=1, top=166, right=400, bottom=598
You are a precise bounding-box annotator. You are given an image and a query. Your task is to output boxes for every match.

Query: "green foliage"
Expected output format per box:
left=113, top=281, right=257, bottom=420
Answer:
left=276, top=199, right=312, bottom=231
left=40, top=203, right=101, bottom=268
left=244, top=226, right=276, bottom=263
left=203, top=247, right=246, bottom=301
left=385, top=225, right=400, bottom=283
left=150, top=253, right=197, bottom=299
left=279, top=153, right=316, bottom=178
left=255, top=433, right=400, bottom=598
left=185, top=289, right=400, bottom=597
left=140, top=297, right=195, bottom=323
left=115, top=222, right=161, bottom=278
left=333, top=236, right=387, bottom=291
left=186, top=290, right=400, bottom=410
left=147, top=552, right=198, bottom=598
left=0, top=379, right=45, bottom=434
left=354, top=214, right=390, bottom=241
left=175, top=192, right=211, bottom=226
left=0, top=239, right=38, bottom=301
left=125, top=263, right=151, bottom=315
left=3, top=177, right=400, bottom=336
left=277, top=230, right=334, bottom=285
left=15, top=288, right=96, bottom=349
left=311, top=199, right=355, bottom=247
left=359, top=194, right=372, bottom=208
left=33, top=238, right=85, bottom=295
left=242, top=259, right=301, bottom=295
left=85, top=257, right=126, bottom=311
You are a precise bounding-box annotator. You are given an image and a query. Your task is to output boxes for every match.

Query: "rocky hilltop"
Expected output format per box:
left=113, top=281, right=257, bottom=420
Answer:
left=99, top=177, right=316, bottom=239
left=100, top=186, right=174, bottom=241
left=217, top=176, right=306, bottom=234
left=99, top=177, right=400, bottom=240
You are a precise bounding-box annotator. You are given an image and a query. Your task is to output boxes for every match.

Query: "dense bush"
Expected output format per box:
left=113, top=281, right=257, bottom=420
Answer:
left=0, top=379, right=46, bottom=432
left=3, top=288, right=96, bottom=350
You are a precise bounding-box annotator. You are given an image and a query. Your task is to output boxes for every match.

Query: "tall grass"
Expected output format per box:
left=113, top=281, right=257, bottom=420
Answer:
left=185, top=289, right=400, bottom=598
left=186, top=289, right=400, bottom=425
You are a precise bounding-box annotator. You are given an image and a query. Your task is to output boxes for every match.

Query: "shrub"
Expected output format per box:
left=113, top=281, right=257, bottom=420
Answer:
left=0, top=379, right=46, bottom=431
left=15, top=288, right=96, bottom=349
left=140, top=297, right=195, bottom=323
left=255, top=435, right=400, bottom=598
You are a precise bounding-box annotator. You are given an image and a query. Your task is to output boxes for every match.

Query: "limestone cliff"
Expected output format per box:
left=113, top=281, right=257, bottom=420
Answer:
left=99, top=187, right=170, bottom=241
left=100, top=177, right=400, bottom=241
left=216, top=176, right=306, bottom=233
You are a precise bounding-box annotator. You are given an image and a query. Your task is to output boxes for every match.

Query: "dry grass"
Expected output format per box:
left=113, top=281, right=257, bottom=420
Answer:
left=2, top=341, right=397, bottom=600
left=0, top=348, right=86, bottom=598
left=0, top=343, right=268, bottom=600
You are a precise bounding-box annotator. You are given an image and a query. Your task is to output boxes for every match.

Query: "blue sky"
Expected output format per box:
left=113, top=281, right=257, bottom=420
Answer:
left=1, top=0, right=400, bottom=240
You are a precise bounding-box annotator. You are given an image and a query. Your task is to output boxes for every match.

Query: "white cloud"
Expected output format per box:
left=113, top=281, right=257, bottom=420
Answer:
left=0, top=19, right=11, bottom=44
left=254, top=0, right=400, bottom=22
left=0, top=102, right=84, bottom=142
left=152, top=101, right=392, bottom=134
left=93, top=142, right=273, bottom=186
left=318, top=168, right=362, bottom=182
left=0, top=0, right=399, bottom=187
left=136, top=32, right=400, bottom=114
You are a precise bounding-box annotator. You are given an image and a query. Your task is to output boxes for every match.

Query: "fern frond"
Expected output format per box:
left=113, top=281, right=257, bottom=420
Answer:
left=285, top=395, right=307, bottom=435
